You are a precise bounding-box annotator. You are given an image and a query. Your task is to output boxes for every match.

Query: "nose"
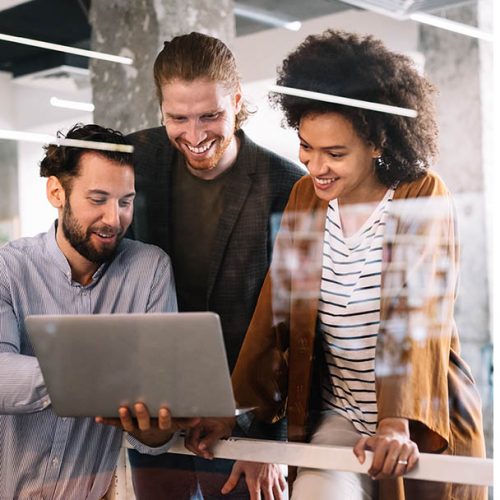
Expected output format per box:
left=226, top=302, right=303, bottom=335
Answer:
left=303, top=152, right=327, bottom=177
left=184, top=119, right=206, bottom=146
left=101, top=201, right=121, bottom=228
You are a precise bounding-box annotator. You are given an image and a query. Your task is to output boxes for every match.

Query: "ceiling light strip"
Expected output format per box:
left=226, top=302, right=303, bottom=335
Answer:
left=269, top=85, right=418, bottom=118
left=338, top=0, right=402, bottom=19
left=0, top=129, right=133, bottom=153
left=234, top=5, right=301, bottom=31
left=50, top=97, right=95, bottom=112
left=0, top=33, right=133, bottom=64
left=409, top=13, right=494, bottom=42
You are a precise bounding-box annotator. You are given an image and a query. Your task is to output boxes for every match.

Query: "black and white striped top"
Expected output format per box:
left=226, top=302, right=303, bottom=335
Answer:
left=319, top=189, right=394, bottom=436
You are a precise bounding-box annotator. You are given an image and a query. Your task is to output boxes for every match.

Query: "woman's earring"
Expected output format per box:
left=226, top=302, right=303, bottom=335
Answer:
left=374, top=156, right=389, bottom=171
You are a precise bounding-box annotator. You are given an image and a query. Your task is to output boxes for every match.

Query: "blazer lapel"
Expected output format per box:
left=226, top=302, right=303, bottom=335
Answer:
left=205, top=165, right=253, bottom=302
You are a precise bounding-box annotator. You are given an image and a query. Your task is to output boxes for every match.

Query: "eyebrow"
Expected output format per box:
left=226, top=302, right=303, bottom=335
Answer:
left=298, top=134, right=348, bottom=151
left=163, top=112, right=186, bottom=119
left=87, top=189, right=136, bottom=198
left=164, top=109, right=223, bottom=118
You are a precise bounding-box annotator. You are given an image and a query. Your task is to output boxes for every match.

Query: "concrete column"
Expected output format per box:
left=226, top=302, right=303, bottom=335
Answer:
left=0, top=141, right=18, bottom=219
left=0, top=71, right=19, bottom=244
left=419, top=3, right=493, bottom=456
left=477, top=0, right=494, bottom=463
left=419, top=5, right=487, bottom=344
left=89, top=0, right=235, bottom=134
left=419, top=5, right=483, bottom=193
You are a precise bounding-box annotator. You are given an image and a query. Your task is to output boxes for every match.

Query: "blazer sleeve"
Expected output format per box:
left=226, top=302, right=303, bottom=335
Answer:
left=231, top=183, right=303, bottom=424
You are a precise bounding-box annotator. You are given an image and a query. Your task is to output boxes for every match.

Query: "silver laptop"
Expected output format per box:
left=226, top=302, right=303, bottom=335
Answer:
left=25, top=312, right=238, bottom=418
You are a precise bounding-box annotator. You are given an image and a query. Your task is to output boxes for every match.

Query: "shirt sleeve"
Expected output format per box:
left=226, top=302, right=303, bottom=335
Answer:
left=0, top=256, right=50, bottom=414
left=125, top=430, right=180, bottom=455
left=146, top=252, right=178, bottom=313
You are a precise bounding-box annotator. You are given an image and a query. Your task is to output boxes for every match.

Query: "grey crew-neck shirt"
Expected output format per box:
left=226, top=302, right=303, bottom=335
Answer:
left=170, top=156, right=236, bottom=312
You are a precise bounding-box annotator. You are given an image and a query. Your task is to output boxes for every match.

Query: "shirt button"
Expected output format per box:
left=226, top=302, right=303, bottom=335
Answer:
left=52, top=457, right=59, bottom=466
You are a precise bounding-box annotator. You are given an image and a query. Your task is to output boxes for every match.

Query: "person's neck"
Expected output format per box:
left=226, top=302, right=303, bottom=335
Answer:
left=55, top=226, right=99, bottom=286
left=186, top=134, right=240, bottom=181
left=337, top=179, right=389, bottom=238
left=338, top=178, right=387, bottom=207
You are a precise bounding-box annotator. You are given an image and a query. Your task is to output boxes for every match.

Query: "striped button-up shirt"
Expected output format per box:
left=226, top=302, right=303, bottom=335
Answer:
left=0, top=223, right=177, bottom=499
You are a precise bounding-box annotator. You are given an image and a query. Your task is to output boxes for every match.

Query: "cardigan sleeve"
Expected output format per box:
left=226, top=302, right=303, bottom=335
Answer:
left=376, top=174, right=458, bottom=453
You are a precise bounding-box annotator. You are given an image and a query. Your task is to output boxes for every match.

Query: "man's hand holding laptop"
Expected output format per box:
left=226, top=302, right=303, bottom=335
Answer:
left=96, top=403, right=201, bottom=447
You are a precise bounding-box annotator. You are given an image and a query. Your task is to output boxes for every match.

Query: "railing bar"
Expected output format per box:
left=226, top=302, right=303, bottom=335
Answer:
left=166, top=436, right=493, bottom=487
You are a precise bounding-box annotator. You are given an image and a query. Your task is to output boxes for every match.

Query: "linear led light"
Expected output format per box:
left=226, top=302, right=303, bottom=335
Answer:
left=269, top=85, right=418, bottom=118
left=0, top=129, right=133, bottom=153
left=234, top=4, right=302, bottom=31
left=50, top=97, right=95, bottom=113
left=337, top=0, right=493, bottom=42
left=409, top=13, right=494, bottom=42
left=0, top=33, right=133, bottom=64
left=338, top=0, right=404, bottom=18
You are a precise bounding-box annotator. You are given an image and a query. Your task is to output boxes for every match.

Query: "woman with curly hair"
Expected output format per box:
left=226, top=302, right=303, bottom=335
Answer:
left=188, top=30, right=486, bottom=500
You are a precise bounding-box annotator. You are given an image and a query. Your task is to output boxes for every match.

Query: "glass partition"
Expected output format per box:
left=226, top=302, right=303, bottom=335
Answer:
left=0, top=0, right=495, bottom=499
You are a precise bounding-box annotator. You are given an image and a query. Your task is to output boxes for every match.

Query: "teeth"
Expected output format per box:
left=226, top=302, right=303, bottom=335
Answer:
left=187, top=141, right=214, bottom=154
left=315, top=177, right=337, bottom=185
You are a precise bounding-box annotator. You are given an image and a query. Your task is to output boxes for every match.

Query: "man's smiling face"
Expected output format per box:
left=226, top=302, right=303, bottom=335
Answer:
left=161, top=78, right=242, bottom=178
left=59, top=152, right=135, bottom=264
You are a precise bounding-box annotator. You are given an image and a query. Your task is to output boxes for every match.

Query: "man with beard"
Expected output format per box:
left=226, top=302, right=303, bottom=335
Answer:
left=0, top=124, right=195, bottom=499
left=127, top=32, right=303, bottom=499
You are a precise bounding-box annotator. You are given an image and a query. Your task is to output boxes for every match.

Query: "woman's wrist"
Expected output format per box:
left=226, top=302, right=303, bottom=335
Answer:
left=377, top=417, right=410, bottom=437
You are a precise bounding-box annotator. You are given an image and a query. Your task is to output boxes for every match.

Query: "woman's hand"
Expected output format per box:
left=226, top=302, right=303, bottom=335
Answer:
left=184, top=417, right=236, bottom=459
left=353, top=417, right=419, bottom=480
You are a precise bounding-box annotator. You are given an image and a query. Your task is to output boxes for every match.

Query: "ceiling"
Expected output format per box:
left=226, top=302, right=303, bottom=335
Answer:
left=0, top=0, right=90, bottom=77
left=0, top=0, right=475, bottom=80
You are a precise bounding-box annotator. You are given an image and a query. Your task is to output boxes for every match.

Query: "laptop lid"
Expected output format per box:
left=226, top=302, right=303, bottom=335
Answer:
left=25, top=312, right=237, bottom=418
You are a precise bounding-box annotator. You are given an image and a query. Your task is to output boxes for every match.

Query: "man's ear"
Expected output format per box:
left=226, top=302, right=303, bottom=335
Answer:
left=233, top=85, right=243, bottom=115
left=46, top=176, right=66, bottom=209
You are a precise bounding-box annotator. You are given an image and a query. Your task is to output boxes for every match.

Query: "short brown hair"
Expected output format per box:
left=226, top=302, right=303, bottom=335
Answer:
left=40, top=123, right=132, bottom=193
left=153, top=32, right=250, bottom=129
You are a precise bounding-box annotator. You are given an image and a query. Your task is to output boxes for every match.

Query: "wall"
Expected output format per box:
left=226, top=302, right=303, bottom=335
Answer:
left=12, top=80, right=92, bottom=236
left=0, top=71, right=19, bottom=241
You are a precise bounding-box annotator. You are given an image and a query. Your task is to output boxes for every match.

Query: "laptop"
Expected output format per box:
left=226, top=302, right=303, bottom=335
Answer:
left=25, top=312, right=240, bottom=418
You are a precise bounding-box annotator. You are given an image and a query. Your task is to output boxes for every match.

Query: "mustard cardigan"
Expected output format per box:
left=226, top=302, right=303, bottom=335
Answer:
left=232, top=171, right=486, bottom=500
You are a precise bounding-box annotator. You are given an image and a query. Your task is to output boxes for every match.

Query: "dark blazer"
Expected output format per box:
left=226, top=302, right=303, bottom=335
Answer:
left=128, top=126, right=304, bottom=371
